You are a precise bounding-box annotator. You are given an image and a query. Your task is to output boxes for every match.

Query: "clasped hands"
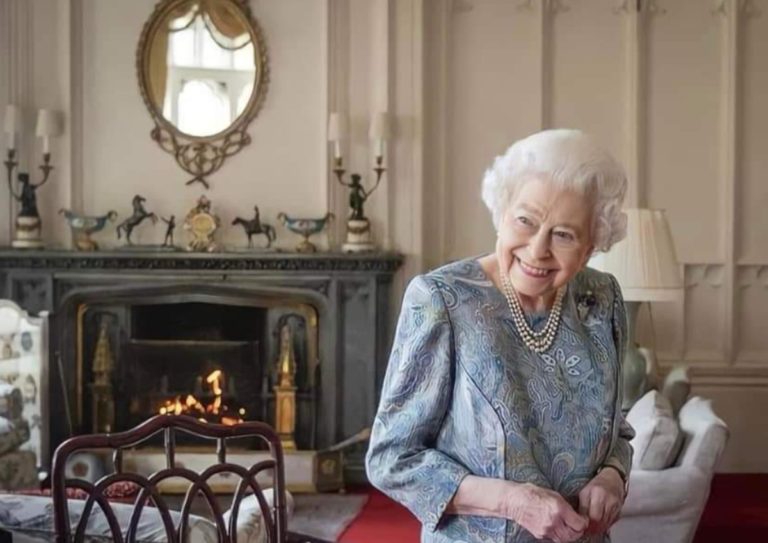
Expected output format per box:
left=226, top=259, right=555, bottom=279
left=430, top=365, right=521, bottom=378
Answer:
left=503, top=468, right=625, bottom=543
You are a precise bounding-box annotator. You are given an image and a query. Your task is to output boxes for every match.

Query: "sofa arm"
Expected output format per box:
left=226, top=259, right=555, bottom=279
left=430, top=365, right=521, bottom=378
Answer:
left=621, top=466, right=711, bottom=517
left=676, top=396, right=729, bottom=472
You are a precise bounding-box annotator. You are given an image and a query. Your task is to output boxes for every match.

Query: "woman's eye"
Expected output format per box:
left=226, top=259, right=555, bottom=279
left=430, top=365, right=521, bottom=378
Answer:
left=554, top=230, right=575, bottom=241
left=516, top=216, right=533, bottom=227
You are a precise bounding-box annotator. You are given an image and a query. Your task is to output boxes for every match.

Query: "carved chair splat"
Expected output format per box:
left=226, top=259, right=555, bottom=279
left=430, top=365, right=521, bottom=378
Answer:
left=52, top=414, right=288, bottom=543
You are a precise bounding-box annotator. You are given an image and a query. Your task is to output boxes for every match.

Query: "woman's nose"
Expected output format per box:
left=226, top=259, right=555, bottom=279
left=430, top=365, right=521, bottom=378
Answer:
left=529, top=230, right=552, bottom=259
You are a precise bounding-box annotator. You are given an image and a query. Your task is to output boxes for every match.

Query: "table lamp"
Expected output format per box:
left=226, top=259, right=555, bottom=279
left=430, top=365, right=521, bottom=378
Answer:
left=591, top=208, right=683, bottom=410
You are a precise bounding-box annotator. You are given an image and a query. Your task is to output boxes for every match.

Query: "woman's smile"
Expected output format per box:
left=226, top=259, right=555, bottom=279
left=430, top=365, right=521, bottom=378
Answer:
left=516, top=256, right=554, bottom=278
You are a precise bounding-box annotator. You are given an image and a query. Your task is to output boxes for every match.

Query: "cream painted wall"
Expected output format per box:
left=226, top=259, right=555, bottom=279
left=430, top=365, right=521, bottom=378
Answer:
left=1, top=0, right=329, bottom=250
left=78, top=0, right=329, bottom=248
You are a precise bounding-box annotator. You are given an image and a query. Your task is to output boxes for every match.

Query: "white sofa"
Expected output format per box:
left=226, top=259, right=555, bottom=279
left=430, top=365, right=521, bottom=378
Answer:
left=611, top=394, right=729, bottom=543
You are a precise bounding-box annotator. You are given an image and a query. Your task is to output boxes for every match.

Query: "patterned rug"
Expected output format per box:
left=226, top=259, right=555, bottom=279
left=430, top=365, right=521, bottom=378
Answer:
left=290, top=493, right=369, bottom=542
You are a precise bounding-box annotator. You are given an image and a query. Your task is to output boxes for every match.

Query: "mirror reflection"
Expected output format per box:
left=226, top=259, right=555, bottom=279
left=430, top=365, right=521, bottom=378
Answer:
left=146, top=0, right=257, bottom=137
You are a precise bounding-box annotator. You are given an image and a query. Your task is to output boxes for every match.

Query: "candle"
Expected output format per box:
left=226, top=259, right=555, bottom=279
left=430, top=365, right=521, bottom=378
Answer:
left=334, top=140, right=342, bottom=159
left=4, top=105, right=21, bottom=151
left=42, top=136, right=50, bottom=155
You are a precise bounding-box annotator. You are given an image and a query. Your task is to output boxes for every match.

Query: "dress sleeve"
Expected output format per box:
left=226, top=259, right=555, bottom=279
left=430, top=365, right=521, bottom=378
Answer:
left=602, top=274, right=635, bottom=480
left=365, top=275, right=471, bottom=532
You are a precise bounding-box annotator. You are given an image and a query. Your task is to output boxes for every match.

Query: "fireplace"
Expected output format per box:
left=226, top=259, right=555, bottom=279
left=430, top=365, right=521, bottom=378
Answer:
left=79, top=293, right=319, bottom=450
left=0, top=250, right=402, bottom=482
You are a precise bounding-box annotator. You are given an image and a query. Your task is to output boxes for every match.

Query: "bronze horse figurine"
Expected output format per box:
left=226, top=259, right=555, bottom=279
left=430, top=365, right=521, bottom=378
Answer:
left=116, top=195, right=157, bottom=245
left=232, top=205, right=276, bottom=248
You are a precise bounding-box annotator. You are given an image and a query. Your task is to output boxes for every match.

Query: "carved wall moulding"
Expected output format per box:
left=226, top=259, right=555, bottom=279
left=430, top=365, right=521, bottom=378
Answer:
left=712, top=0, right=728, bottom=15
left=713, top=0, right=762, bottom=17
left=517, top=0, right=570, bottom=14
left=644, top=0, right=667, bottom=14
left=613, top=0, right=632, bottom=14
left=546, top=0, right=570, bottom=14
left=741, top=0, right=762, bottom=16
left=517, top=0, right=535, bottom=11
left=452, top=0, right=475, bottom=15
left=614, top=0, right=667, bottom=15
left=685, top=264, right=724, bottom=288
left=736, top=265, right=768, bottom=288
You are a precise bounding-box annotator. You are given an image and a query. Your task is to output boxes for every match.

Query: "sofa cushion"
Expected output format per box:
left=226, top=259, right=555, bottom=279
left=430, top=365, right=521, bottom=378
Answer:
left=0, top=494, right=218, bottom=542
left=626, top=390, right=682, bottom=470
left=223, top=489, right=295, bottom=543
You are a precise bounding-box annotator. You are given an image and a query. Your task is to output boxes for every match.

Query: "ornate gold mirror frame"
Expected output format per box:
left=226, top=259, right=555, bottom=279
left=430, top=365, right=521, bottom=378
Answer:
left=136, top=0, right=269, bottom=189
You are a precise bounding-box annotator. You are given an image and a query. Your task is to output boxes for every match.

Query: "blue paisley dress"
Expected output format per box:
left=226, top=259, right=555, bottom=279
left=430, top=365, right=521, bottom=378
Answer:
left=366, top=258, right=634, bottom=543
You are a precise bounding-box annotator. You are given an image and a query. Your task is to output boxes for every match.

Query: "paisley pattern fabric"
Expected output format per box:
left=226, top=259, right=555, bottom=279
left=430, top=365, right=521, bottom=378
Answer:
left=366, top=258, right=634, bottom=543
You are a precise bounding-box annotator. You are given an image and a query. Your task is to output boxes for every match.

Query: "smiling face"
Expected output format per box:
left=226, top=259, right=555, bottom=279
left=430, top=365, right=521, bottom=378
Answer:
left=496, top=176, right=595, bottom=309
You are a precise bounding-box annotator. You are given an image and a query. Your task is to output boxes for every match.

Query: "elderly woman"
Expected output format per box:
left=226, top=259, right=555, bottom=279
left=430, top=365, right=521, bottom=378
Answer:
left=366, top=129, right=634, bottom=543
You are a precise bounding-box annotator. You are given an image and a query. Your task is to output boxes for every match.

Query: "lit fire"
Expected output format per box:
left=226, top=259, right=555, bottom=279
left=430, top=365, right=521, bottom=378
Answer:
left=158, top=370, right=246, bottom=426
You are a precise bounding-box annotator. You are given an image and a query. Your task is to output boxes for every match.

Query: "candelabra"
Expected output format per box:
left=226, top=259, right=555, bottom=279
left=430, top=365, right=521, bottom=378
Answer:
left=3, top=106, right=62, bottom=249
left=4, top=149, right=55, bottom=249
left=328, top=111, right=390, bottom=252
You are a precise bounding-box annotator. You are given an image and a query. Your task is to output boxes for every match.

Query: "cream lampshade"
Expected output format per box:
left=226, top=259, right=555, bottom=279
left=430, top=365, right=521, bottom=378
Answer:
left=327, top=112, right=349, bottom=160
left=590, top=208, right=683, bottom=410
left=4, top=105, right=22, bottom=150
left=591, top=208, right=683, bottom=301
left=35, top=109, right=63, bottom=154
left=368, top=112, right=390, bottom=158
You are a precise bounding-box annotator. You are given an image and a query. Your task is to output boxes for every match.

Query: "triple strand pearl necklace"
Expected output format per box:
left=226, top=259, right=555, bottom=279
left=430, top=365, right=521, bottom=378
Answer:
left=500, top=274, right=566, bottom=354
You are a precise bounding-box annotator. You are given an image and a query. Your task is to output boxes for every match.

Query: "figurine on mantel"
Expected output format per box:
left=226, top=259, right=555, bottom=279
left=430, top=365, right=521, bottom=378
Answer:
left=59, top=209, right=118, bottom=251
left=232, top=205, right=276, bottom=249
left=277, top=212, right=334, bottom=253
left=116, top=195, right=157, bottom=246
left=184, top=195, right=220, bottom=252
left=161, top=215, right=176, bottom=248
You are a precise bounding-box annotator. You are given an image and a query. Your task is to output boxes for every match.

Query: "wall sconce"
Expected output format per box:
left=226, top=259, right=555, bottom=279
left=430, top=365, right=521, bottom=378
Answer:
left=327, top=111, right=390, bottom=253
left=3, top=105, right=63, bottom=249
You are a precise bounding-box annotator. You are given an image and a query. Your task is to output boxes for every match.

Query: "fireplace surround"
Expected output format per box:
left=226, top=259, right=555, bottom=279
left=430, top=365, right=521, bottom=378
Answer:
left=0, top=249, right=402, bottom=481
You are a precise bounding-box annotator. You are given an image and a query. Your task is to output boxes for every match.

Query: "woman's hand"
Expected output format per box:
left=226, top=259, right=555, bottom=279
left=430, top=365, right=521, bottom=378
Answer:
left=503, top=482, right=588, bottom=543
left=577, top=467, right=626, bottom=534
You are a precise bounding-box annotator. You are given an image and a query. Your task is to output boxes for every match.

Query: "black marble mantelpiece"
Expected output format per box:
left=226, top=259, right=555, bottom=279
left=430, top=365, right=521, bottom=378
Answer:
left=0, top=249, right=403, bottom=482
left=0, top=249, right=403, bottom=273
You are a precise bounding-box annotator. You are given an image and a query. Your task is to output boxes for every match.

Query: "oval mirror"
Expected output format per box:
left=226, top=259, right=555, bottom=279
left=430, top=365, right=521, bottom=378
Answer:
left=137, top=0, right=269, bottom=187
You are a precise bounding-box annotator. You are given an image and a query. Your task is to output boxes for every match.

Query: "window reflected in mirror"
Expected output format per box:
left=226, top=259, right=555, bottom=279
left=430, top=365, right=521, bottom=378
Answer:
left=149, top=1, right=257, bottom=137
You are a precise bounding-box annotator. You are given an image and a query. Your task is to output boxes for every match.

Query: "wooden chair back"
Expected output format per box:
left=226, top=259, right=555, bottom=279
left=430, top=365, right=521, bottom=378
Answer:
left=51, top=414, right=287, bottom=542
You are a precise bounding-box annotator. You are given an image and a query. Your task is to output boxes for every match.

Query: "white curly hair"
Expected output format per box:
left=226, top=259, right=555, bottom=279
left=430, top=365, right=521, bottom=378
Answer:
left=480, top=129, right=628, bottom=252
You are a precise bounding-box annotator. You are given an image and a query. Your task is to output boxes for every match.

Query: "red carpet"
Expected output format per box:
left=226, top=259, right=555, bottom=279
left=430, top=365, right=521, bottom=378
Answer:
left=340, top=475, right=768, bottom=542
left=339, top=489, right=419, bottom=543
left=693, top=474, right=768, bottom=542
